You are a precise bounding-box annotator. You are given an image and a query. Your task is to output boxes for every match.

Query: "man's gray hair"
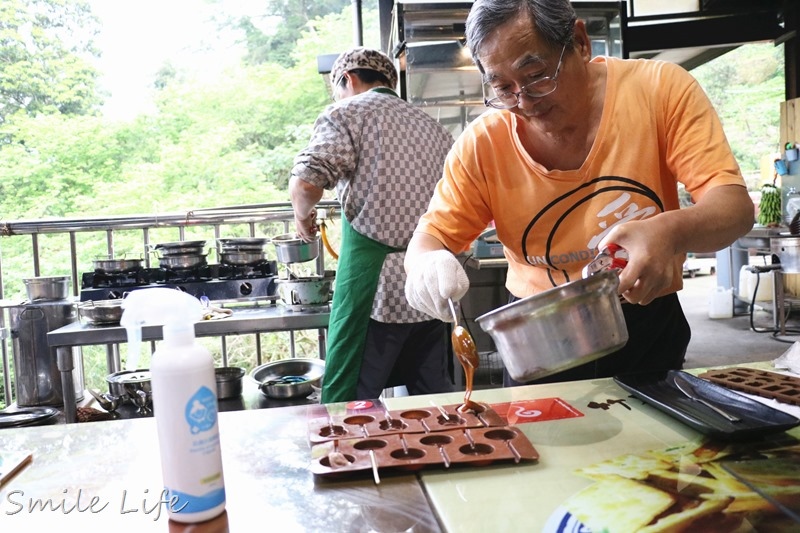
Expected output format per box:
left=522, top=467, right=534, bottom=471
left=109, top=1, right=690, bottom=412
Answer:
left=465, top=0, right=577, bottom=72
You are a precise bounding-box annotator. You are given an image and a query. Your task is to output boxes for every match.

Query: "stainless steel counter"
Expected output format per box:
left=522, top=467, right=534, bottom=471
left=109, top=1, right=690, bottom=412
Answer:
left=46, top=303, right=330, bottom=423
left=47, top=303, right=330, bottom=348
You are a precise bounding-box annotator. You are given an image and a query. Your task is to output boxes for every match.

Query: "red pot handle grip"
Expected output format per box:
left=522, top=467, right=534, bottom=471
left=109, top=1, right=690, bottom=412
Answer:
left=582, top=244, right=628, bottom=278
left=602, top=243, right=629, bottom=270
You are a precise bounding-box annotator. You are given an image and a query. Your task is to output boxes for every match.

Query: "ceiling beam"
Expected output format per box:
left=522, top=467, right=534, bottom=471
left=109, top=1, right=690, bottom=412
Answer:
left=625, top=10, right=783, bottom=54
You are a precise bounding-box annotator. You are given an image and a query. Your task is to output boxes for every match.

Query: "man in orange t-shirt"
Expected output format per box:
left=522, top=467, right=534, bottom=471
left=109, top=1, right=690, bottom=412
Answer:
left=404, top=0, right=754, bottom=384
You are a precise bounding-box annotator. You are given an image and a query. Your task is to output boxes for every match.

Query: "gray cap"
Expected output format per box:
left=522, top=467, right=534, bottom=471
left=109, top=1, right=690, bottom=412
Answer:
left=330, top=46, right=398, bottom=90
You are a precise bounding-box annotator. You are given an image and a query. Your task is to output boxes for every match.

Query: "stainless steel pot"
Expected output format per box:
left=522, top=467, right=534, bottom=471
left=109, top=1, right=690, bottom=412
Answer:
left=476, top=269, right=628, bottom=383
left=215, top=366, right=245, bottom=399
left=154, top=241, right=207, bottom=256
left=106, top=369, right=151, bottom=402
left=250, top=358, right=325, bottom=399
left=77, top=299, right=124, bottom=325
left=159, top=253, right=207, bottom=269
left=272, top=233, right=320, bottom=263
left=10, top=300, right=84, bottom=407
left=23, top=276, right=70, bottom=301
left=218, top=237, right=270, bottom=253
left=219, top=251, right=266, bottom=266
left=771, top=235, right=800, bottom=273
left=93, top=257, right=143, bottom=272
left=276, top=273, right=334, bottom=306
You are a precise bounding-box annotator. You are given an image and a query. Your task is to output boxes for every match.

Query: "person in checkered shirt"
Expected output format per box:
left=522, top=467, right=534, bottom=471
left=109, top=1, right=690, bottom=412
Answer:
left=290, top=47, right=456, bottom=403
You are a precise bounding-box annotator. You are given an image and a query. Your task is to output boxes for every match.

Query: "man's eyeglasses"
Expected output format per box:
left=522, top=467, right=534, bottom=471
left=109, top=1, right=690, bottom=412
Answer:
left=483, top=43, right=568, bottom=109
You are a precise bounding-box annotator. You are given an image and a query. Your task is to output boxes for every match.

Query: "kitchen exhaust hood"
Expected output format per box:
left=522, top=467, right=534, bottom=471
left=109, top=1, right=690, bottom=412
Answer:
left=387, top=1, right=624, bottom=136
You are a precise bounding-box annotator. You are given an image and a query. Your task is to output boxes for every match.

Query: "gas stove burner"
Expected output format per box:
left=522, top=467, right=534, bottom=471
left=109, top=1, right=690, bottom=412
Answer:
left=218, top=260, right=277, bottom=280
left=80, top=261, right=280, bottom=303
left=82, top=269, right=150, bottom=289
left=157, top=264, right=213, bottom=283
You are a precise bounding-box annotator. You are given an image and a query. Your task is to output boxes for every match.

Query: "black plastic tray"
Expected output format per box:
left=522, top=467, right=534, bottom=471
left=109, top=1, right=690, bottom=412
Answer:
left=614, top=370, right=800, bottom=440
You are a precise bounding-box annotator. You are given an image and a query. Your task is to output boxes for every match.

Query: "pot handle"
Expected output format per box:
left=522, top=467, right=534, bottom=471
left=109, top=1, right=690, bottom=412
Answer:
left=582, top=244, right=628, bottom=278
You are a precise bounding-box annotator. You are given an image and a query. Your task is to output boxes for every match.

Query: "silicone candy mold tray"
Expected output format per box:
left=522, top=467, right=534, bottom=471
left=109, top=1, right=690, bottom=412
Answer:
left=309, top=426, right=539, bottom=477
left=308, top=404, right=505, bottom=444
left=698, top=367, right=800, bottom=406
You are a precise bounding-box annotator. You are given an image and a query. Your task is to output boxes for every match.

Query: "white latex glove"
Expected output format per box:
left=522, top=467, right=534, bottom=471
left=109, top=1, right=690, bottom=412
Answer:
left=405, top=250, right=469, bottom=322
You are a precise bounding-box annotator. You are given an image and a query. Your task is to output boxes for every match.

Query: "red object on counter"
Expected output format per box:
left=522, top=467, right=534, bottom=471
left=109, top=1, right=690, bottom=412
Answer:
left=491, top=398, right=584, bottom=424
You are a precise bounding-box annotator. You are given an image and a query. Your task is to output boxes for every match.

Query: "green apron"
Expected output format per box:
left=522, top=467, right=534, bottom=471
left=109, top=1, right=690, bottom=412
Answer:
left=321, top=216, right=396, bottom=403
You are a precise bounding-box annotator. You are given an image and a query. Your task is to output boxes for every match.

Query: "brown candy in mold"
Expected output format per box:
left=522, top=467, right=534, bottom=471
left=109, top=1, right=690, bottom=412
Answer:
left=319, top=424, right=347, bottom=438
left=399, top=409, right=433, bottom=433
left=309, top=426, right=539, bottom=477
left=342, top=414, right=375, bottom=436
left=436, top=412, right=466, bottom=427
left=308, top=404, right=506, bottom=444
left=699, top=367, right=800, bottom=406
left=419, top=434, right=453, bottom=467
left=379, top=418, right=407, bottom=431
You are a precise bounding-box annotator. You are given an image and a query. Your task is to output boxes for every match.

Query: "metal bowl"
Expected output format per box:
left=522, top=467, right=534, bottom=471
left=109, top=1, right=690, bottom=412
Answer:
left=23, top=276, right=70, bottom=301
left=250, top=358, right=325, bottom=399
left=77, top=299, right=124, bottom=325
left=271, top=233, right=320, bottom=264
left=215, top=366, right=245, bottom=399
left=93, top=257, right=143, bottom=272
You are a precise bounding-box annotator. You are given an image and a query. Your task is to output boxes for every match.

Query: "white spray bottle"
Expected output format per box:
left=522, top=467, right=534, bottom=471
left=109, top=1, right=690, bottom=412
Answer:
left=120, top=287, right=226, bottom=523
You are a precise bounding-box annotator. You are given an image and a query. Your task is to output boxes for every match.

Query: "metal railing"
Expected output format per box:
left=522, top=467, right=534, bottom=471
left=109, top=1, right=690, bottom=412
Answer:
left=0, top=201, right=340, bottom=407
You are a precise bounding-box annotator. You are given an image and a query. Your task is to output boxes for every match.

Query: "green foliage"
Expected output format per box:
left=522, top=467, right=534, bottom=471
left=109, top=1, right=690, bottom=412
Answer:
left=691, top=43, right=785, bottom=172
left=0, top=0, right=101, bottom=126
left=237, top=0, right=351, bottom=67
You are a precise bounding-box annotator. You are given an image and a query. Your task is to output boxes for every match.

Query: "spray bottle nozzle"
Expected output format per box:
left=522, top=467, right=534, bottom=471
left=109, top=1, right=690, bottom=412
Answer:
left=120, top=288, right=204, bottom=371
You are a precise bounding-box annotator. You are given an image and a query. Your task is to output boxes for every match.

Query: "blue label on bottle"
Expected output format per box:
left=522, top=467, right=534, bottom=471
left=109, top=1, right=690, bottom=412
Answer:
left=166, top=486, right=226, bottom=514
left=185, top=386, right=218, bottom=434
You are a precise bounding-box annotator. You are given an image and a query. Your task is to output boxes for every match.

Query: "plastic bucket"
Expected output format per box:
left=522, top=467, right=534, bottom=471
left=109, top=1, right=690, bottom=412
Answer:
left=708, top=286, right=733, bottom=319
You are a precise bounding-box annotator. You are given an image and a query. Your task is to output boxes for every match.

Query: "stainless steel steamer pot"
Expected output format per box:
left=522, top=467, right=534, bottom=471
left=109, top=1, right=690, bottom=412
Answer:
left=476, top=269, right=628, bottom=382
left=158, top=253, right=208, bottom=269
left=276, top=273, right=334, bottom=306
left=271, top=233, right=320, bottom=263
left=23, top=276, right=70, bottom=301
left=219, top=251, right=266, bottom=266
left=92, top=257, right=143, bottom=272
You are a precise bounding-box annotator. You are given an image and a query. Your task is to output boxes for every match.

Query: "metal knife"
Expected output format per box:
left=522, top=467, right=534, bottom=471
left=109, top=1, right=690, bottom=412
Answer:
left=671, top=371, right=741, bottom=423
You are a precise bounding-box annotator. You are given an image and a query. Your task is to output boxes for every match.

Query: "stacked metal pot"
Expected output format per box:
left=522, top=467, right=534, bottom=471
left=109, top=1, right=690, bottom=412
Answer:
left=271, top=233, right=334, bottom=307
left=153, top=240, right=209, bottom=269
left=92, top=257, right=143, bottom=272
left=13, top=276, right=85, bottom=407
left=217, top=237, right=270, bottom=266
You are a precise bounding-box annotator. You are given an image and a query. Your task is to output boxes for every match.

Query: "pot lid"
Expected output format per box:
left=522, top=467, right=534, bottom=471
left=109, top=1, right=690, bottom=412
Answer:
left=218, top=237, right=270, bottom=246
left=106, top=369, right=151, bottom=385
left=154, top=240, right=206, bottom=249
left=0, top=407, right=59, bottom=428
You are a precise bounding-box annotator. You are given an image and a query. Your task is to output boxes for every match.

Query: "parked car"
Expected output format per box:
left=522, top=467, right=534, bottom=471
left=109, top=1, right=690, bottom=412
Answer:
left=683, top=253, right=717, bottom=277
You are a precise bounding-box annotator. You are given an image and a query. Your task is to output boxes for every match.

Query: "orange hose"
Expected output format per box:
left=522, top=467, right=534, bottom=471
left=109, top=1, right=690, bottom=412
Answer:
left=320, top=221, right=339, bottom=260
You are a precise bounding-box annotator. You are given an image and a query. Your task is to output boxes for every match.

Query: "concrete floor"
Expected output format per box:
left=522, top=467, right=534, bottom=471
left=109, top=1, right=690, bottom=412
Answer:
left=679, top=269, right=796, bottom=369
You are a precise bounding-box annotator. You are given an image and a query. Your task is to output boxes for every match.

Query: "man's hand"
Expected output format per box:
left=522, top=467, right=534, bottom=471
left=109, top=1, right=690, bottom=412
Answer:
left=294, top=209, right=319, bottom=243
